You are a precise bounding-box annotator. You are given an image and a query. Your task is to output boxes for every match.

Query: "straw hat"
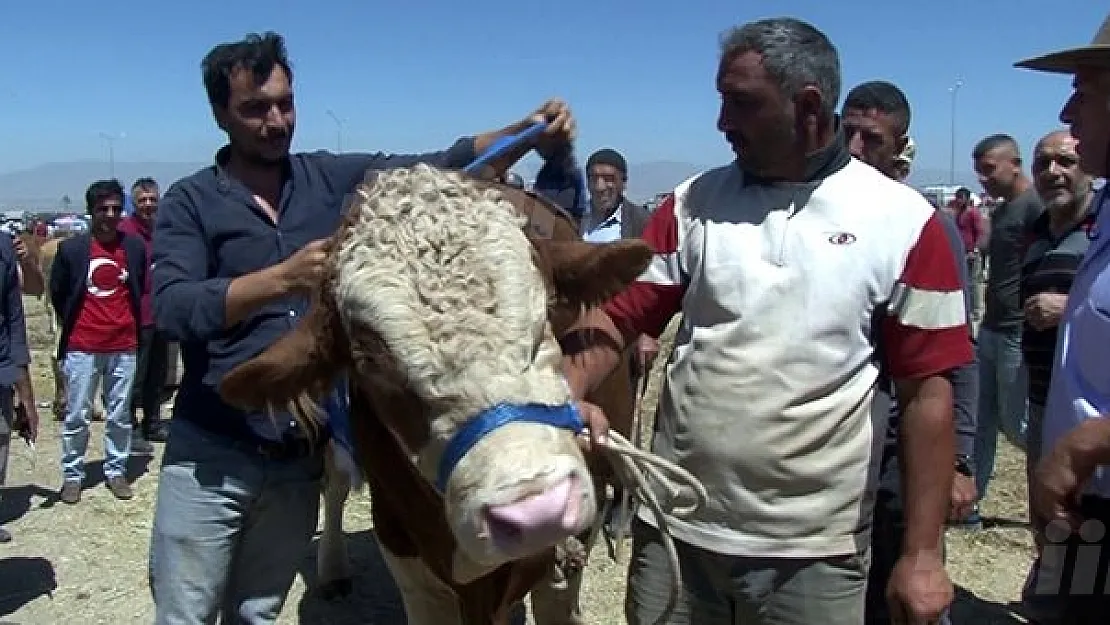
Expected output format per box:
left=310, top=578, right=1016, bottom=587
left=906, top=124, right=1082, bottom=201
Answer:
left=1015, top=12, right=1110, bottom=73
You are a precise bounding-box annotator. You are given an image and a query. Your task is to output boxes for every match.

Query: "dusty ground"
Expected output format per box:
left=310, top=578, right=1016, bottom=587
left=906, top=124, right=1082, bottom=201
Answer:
left=0, top=301, right=1037, bottom=624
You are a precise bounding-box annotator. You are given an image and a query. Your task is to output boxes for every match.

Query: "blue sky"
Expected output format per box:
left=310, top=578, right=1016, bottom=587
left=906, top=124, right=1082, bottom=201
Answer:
left=0, top=0, right=1103, bottom=180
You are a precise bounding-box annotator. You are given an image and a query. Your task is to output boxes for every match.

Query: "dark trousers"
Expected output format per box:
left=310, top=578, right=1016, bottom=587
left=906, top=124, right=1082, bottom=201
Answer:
left=131, top=326, right=169, bottom=428
left=866, top=490, right=952, bottom=625
left=0, top=386, right=13, bottom=486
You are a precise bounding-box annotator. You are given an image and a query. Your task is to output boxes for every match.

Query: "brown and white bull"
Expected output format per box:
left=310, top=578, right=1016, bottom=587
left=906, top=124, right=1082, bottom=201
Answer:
left=220, top=163, right=651, bottom=623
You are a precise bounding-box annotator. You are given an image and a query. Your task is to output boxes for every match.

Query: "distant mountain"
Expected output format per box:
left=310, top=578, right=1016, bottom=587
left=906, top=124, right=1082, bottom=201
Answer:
left=0, top=158, right=710, bottom=211
left=0, top=161, right=209, bottom=211
left=906, top=167, right=980, bottom=191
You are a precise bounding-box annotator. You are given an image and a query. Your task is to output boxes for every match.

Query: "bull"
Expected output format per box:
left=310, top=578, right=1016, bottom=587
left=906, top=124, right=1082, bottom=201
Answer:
left=220, top=163, right=652, bottom=623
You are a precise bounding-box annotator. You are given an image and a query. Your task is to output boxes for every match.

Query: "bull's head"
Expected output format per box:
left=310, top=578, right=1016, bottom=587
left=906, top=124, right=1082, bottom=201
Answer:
left=220, top=163, right=651, bottom=580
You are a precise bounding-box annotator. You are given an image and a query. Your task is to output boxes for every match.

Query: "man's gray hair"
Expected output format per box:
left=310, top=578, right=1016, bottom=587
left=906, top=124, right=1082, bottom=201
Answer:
left=720, top=17, right=841, bottom=118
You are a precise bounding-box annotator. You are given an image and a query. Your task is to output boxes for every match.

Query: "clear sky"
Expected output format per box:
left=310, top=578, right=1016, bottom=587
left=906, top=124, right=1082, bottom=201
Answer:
left=0, top=0, right=1103, bottom=179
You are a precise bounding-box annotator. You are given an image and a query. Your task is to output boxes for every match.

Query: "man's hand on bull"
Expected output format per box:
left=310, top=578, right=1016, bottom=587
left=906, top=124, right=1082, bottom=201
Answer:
left=635, top=334, right=660, bottom=374
left=574, top=400, right=610, bottom=454
left=273, top=239, right=329, bottom=294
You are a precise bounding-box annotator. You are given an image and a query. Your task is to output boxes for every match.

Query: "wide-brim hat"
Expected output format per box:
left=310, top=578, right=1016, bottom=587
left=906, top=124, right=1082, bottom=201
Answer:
left=1015, top=12, right=1110, bottom=74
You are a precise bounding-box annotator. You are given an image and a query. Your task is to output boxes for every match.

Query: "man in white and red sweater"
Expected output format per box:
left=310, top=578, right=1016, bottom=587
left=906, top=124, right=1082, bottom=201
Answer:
left=50, top=179, right=146, bottom=503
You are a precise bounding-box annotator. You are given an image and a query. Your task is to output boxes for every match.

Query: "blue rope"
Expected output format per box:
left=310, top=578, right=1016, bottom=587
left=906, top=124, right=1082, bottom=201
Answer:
left=463, top=121, right=548, bottom=175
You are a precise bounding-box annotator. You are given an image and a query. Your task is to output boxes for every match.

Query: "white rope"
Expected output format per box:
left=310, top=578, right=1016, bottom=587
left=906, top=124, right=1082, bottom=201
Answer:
left=613, top=371, right=649, bottom=561
left=583, top=426, right=708, bottom=625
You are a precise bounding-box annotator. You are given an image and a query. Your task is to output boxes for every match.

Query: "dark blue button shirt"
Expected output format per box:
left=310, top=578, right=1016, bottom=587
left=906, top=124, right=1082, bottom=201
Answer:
left=0, top=233, right=30, bottom=387
left=153, top=141, right=479, bottom=443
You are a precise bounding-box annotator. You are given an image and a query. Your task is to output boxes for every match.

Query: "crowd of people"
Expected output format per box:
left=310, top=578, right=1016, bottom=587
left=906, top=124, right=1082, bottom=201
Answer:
left=0, top=10, right=1106, bottom=625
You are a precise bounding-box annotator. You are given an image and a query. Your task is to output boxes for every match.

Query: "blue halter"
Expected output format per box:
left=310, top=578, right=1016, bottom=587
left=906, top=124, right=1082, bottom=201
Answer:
left=435, top=401, right=585, bottom=493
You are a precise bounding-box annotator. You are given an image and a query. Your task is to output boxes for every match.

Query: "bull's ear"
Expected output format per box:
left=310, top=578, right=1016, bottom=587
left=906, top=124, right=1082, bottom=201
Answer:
left=535, top=238, right=653, bottom=309
left=219, top=291, right=350, bottom=412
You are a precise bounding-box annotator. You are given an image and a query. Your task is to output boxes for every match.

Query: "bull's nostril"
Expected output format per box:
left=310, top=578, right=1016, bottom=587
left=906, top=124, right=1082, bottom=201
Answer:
left=483, top=477, right=580, bottom=549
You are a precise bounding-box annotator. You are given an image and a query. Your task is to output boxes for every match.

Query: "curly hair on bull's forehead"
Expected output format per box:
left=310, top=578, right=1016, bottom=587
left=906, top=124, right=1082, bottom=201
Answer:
left=333, top=164, right=570, bottom=430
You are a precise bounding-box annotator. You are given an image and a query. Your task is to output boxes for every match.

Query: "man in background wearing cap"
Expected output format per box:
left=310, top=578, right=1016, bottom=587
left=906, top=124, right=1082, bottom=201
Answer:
left=581, top=148, right=656, bottom=535
left=582, top=149, right=649, bottom=242
left=1018, top=12, right=1110, bottom=622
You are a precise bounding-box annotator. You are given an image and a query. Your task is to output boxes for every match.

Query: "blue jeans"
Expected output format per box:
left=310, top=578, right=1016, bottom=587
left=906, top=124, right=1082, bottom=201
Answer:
left=973, top=328, right=1029, bottom=499
left=148, top=417, right=323, bottom=624
left=61, top=350, right=136, bottom=482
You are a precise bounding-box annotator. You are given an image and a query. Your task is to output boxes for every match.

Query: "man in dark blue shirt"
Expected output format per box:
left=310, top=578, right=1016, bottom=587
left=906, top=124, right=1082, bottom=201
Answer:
left=0, top=232, right=40, bottom=543
left=148, top=31, right=584, bottom=624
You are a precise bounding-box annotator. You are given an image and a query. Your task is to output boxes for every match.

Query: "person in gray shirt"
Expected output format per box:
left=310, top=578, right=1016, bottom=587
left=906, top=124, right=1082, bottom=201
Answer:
left=971, top=133, right=1045, bottom=520
left=841, top=80, right=978, bottom=625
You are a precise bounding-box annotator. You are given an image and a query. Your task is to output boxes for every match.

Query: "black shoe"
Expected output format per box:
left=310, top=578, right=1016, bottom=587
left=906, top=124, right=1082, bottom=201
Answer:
left=143, top=419, right=169, bottom=443
left=60, top=481, right=81, bottom=504
left=131, top=435, right=155, bottom=456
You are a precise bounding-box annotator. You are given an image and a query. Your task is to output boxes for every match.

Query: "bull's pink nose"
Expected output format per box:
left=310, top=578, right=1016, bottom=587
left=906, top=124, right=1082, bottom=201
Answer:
left=484, top=477, right=580, bottom=548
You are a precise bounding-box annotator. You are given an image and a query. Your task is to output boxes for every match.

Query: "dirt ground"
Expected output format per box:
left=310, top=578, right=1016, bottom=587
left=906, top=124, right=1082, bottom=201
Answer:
left=0, top=300, right=1037, bottom=624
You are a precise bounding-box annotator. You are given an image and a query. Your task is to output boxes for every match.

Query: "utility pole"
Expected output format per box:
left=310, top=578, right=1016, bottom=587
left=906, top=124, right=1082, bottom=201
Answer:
left=326, top=110, right=344, bottom=153
left=948, top=79, right=963, bottom=185
left=98, top=132, right=124, bottom=178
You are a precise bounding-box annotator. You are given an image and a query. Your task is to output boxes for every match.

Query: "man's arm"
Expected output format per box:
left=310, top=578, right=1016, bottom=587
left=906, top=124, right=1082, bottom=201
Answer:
left=324, top=100, right=576, bottom=193
left=533, top=146, right=587, bottom=220
left=1057, top=418, right=1110, bottom=476
left=47, top=244, right=69, bottom=322
left=561, top=194, right=686, bottom=398
left=973, top=209, right=989, bottom=251
left=3, top=237, right=35, bottom=428
left=153, top=185, right=331, bottom=341
left=936, top=211, right=979, bottom=461
left=895, top=375, right=957, bottom=549
left=13, top=238, right=44, bottom=296
left=321, top=137, right=479, bottom=194
left=1033, top=417, right=1110, bottom=526
left=884, top=212, right=976, bottom=553
left=152, top=185, right=261, bottom=342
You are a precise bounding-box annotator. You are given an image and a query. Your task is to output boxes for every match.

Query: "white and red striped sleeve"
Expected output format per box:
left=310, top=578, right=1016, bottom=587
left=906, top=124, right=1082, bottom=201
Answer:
left=603, top=195, right=686, bottom=338
left=883, top=212, right=975, bottom=379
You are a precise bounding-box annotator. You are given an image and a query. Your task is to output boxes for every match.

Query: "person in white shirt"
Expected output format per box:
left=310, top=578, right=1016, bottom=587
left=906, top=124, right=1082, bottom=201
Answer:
left=563, top=16, right=972, bottom=625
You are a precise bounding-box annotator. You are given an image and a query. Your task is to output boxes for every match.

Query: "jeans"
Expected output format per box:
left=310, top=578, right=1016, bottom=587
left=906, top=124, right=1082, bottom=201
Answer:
left=61, top=350, right=136, bottom=482
left=967, top=254, right=984, bottom=322
left=626, top=519, right=869, bottom=625
left=149, top=417, right=323, bottom=624
left=973, top=328, right=1028, bottom=499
